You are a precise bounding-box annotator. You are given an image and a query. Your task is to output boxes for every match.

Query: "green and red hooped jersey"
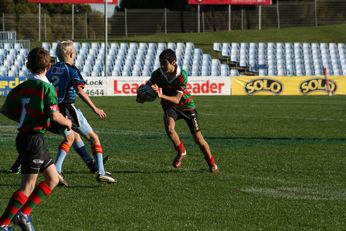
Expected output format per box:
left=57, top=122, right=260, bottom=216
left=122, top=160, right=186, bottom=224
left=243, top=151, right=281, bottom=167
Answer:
left=148, top=66, right=196, bottom=111
left=2, top=75, right=59, bottom=133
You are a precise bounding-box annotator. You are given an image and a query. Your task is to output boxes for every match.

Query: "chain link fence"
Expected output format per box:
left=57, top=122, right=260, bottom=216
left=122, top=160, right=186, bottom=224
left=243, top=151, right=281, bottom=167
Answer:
left=1, top=0, right=346, bottom=41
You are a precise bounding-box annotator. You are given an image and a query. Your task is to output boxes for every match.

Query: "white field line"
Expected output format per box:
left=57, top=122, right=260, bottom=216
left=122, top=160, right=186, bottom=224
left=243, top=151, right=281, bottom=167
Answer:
left=236, top=114, right=346, bottom=122
left=95, top=128, right=164, bottom=136
left=0, top=125, right=17, bottom=141
left=230, top=173, right=301, bottom=185
left=106, top=158, right=346, bottom=202
left=0, top=125, right=165, bottom=138
left=238, top=186, right=346, bottom=201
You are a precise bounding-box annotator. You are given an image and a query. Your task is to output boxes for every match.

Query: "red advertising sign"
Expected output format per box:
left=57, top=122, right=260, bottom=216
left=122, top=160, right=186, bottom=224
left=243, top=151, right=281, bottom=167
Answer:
left=188, top=0, right=272, bottom=5
left=109, top=77, right=231, bottom=96
left=28, top=0, right=117, bottom=4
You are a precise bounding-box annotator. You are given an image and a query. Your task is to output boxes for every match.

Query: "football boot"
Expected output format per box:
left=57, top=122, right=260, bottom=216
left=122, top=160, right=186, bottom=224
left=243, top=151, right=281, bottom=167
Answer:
left=13, top=211, right=36, bottom=231
left=173, top=150, right=187, bottom=168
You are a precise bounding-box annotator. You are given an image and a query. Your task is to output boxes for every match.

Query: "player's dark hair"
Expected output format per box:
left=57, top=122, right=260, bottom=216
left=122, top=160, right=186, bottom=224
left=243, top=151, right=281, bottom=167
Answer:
left=159, top=49, right=176, bottom=63
left=26, top=47, right=51, bottom=74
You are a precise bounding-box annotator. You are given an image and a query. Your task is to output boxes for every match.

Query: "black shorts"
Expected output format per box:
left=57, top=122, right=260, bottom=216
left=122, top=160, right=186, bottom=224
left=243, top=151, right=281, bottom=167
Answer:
left=164, top=107, right=200, bottom=134
left=58, top=103, right=80, bottom=130
left=16, top=132, right=53, bottom=174
left=48, top=121, right=66, bottom=134
left=48, top=103, right=78, bottom=134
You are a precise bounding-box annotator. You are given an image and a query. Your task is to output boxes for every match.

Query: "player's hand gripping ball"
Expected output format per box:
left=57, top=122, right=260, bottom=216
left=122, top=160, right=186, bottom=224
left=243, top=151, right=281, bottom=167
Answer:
left=136, top=84, right=158, bottom=102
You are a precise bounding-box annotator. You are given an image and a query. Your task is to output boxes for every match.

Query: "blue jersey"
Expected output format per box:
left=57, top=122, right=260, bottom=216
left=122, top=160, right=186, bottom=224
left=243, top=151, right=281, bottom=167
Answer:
left=47, top=62, right=85, bottom=104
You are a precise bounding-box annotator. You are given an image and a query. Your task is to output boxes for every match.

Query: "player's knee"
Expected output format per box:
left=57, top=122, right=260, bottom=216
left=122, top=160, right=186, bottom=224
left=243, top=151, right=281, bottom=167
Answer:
left=66, top=132, right=75, bottom=144
left=193, top=134, right=206, bottom=146
left=74, top=132, right=81, bottom=140
left=89, top=132, right=100, bottom=144
left=49, top=177, right=59, bottom=189
left=20, top=182, right=36, bottom=196
left=46, top=174, right=59, bottom=189
left=166, top=126, right=176, bottom=136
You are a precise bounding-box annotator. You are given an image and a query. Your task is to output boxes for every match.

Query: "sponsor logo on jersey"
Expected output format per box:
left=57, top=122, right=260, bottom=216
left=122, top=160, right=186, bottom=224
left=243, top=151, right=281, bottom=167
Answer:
left=50, top=66, right=64, bottom=75
left=33, top=159, right=44, bottom=164
left=245, top=78, right=283, bottom=95
left=49, top=105, right=59, bottom=111
left=300, top=78, right=337, bottom=94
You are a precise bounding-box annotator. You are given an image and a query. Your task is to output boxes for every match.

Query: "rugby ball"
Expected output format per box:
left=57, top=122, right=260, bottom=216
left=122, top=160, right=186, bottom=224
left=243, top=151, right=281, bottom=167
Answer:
left=137, top=84, right=158, bottom=102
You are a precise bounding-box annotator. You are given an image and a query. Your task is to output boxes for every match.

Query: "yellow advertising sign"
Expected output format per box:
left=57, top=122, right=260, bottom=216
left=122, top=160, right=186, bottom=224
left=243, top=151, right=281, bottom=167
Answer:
left=232, top=76, right=346, bottom=95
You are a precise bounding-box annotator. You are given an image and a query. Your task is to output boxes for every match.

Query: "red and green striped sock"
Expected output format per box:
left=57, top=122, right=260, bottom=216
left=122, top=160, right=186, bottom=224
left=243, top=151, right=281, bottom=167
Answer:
left=0, top=191, right=28, bottom=225
left=21, top=182, right=52, bottom=216
left=175, top=142, right=185, bottom=154
left=205, top=155, right=216, bottom=167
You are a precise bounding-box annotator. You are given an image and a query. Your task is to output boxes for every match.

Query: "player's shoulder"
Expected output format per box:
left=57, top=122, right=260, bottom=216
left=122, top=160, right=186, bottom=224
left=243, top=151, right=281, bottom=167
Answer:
left=177, top=67, right=188, bottom=83
left=149, top=68, right=163, bottom=82
left=66, top=63, right=80, bottom=71
left=151, top=68, right=161, bottom=77
left=48, top=62, right=66, bottom=75
left=32, top=77, right=56, bottom=92
left=180, top=68, right=188, bottom=78
left=8, top=80, right=24, bottom=95
left=65, top=63, right=84, bottom=80
left=66, top=63, right=80, bottom=74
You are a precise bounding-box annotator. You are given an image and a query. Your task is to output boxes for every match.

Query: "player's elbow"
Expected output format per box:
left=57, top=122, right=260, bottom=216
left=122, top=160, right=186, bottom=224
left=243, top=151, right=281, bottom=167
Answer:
left=174, top=96, right=183, bottom=104
left=76, top=89, right=84, bottom=96
left=50, top=112, right=60, bottom=123
left=173, top=99, right=180, bottom=104
left=75, top=85, right=85, bottom=95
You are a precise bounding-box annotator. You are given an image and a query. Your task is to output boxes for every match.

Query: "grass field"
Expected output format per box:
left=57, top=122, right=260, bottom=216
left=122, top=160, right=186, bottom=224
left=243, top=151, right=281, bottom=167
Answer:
left=0, top=95, right=346, bottom=230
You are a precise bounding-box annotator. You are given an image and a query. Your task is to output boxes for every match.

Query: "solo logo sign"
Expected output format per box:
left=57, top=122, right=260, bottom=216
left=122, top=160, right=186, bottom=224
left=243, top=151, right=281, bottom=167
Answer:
left=245, top=78, right=283, bottom=95
left=300, top=78, right=337, bottom=94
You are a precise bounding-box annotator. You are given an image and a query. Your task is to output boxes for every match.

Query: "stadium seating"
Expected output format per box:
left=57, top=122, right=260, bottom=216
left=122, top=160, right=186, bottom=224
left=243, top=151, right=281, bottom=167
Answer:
left=214, top=42, right=346, bottom=77
left=0, top=43, right=29, bottom=77
left=1, top=41, right=346, bottom=77
left=35, top=41, right=240, bottom=77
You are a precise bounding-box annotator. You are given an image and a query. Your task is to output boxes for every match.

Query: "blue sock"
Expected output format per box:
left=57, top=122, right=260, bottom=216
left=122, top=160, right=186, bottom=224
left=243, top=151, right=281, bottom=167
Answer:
left=73, top=140, right=94, bottom=164
left=94, top=154, right=105, bottom=175
left=93, top=145, right=105, bottom=175
left=55, top=142, right=70, bottom=172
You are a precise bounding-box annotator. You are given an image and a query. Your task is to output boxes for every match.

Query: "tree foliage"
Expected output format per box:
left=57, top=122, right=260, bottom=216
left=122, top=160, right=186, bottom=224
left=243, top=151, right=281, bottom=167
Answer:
left=0, top=0, right=107, bottom=41
left=118, top=0, right=188, bottom=10
left=0, top=0, right=92, bottom=14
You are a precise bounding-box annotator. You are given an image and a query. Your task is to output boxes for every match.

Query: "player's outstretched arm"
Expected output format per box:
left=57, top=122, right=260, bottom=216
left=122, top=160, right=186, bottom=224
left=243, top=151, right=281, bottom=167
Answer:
left=76, top=85, right=107, bottom=119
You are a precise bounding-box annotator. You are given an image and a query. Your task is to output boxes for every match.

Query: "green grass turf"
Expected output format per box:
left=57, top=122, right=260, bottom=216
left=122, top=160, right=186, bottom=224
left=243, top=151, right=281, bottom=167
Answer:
left=0, top=95, right=346, bottom=230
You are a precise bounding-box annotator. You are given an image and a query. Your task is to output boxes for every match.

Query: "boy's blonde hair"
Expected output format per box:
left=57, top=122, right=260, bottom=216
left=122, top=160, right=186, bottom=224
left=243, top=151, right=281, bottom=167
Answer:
left=56, top=40, right=74, bottom=62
